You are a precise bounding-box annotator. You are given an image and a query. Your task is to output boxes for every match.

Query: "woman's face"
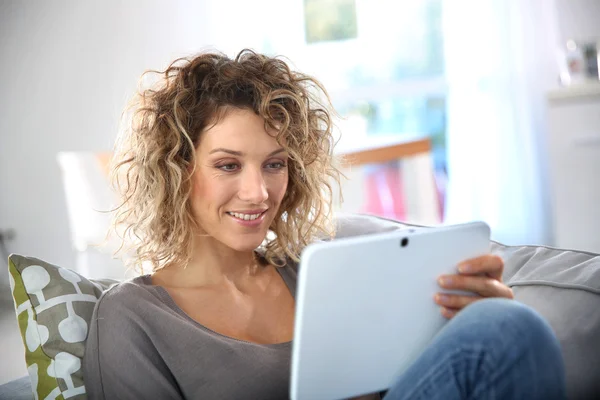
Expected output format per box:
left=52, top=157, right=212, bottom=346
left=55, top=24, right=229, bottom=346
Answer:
left=190, top=108, right=289, bottom=253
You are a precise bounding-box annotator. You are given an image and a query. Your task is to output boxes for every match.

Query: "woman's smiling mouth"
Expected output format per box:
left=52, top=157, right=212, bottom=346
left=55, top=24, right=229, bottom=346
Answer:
left=226, top=210, right=268, bottom=223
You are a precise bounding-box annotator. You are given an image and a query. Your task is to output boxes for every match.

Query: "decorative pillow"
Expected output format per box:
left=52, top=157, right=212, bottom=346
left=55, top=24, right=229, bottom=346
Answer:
left=8, top=254, right=119, bottom=400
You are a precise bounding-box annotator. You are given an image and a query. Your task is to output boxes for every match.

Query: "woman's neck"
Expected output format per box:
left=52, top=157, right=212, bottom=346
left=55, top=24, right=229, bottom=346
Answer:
left=153, top=234, right=263, bottom=289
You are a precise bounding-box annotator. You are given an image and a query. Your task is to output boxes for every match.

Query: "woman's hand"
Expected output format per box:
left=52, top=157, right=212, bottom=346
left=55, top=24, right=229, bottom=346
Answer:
left=434, top=254, right=514, bottom=319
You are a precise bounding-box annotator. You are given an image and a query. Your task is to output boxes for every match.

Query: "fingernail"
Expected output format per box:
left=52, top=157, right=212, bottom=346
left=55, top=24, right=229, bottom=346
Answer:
left=459, top=264, right=472, bottom=273
left=442, top=308, right=455, bottom=318
left=438, top=276, right=452, bottom=286
left=435, top=294, right=449, bottom=303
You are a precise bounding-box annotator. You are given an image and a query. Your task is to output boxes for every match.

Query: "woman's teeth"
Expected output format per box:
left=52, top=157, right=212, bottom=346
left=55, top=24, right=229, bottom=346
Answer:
left=228, top=211, right=263, bottom=220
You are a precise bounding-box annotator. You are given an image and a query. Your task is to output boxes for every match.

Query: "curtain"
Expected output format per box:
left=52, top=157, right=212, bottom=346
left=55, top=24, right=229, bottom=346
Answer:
left=442, top=0, right=560, bottom=245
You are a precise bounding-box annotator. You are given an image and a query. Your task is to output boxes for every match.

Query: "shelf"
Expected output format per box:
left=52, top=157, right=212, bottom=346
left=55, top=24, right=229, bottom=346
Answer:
left=547, top=81, right=600, bottom=101
left=335, top=135, right=431, bottom=166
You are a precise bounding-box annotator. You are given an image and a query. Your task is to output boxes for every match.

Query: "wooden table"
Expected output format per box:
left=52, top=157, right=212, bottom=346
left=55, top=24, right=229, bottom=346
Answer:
left=334, top=135, right=441, bottom=225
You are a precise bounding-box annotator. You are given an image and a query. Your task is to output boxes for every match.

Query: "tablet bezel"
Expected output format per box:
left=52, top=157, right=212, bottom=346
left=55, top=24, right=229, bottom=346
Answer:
left=290, top=221, right=491, bottom=400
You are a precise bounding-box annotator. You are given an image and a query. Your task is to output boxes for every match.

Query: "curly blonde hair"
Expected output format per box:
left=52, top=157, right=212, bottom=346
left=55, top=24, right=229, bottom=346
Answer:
left=111, top=49, right=342, bottom=272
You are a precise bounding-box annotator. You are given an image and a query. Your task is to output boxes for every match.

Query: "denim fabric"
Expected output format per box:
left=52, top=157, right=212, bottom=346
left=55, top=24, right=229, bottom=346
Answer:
left=384, top=299, right=566, bottom=400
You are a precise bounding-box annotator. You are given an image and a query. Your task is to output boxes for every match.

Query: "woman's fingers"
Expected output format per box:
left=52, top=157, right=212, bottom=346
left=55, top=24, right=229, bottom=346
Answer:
left=433, top=254, right=513, bottom=318
left=435, top=293, right=483, bottom=309
left=438, top=274, right=514, bottom=298
left=440, top=307, right=460, bottom=319
left=458, top=254, right=504, bottom=280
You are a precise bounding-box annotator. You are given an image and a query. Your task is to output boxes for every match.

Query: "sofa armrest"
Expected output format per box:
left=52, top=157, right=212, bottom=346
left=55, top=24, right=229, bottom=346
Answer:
left=0, top=376, right=31, bottom=400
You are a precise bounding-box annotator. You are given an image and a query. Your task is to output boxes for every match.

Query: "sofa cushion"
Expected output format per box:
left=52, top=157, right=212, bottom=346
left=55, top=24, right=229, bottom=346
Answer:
left=336, top=213, right=600, bottom=399
left=8, top=254, right=118, bottom=399
left=490, top=242, right=600, bottom=399
left=0, top=376, right=32, bottom=400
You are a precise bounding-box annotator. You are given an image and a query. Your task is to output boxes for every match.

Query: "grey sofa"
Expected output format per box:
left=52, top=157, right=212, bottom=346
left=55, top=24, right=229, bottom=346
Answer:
left=2, top=214, right=599, bottom=399
left=0, top=377, right=30, bottom=400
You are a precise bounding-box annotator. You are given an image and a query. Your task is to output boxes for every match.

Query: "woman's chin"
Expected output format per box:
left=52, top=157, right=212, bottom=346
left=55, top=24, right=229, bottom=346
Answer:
left=225, top=236, right=267, bottom=253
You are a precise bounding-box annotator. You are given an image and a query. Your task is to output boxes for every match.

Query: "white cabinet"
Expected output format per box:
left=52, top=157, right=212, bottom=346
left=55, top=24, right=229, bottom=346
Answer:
left=546, top=83, right=600, bottom=253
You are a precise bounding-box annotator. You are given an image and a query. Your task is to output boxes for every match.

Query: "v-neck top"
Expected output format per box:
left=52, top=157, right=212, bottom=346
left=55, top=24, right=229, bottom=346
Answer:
left=83, top=262, right=298, bottom=400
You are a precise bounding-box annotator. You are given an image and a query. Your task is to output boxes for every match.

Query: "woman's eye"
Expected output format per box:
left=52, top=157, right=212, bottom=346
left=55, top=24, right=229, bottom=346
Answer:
left=217, top=163, right=239, bottom=172
left=266, top=161, right=287, bottom=169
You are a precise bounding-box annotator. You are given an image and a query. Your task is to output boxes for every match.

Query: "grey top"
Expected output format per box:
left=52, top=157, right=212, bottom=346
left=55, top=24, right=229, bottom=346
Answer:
left=83, top=262, right=298, bottom=400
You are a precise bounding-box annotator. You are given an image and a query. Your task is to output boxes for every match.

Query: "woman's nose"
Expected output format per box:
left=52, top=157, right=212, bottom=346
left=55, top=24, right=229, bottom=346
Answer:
left=238, top=168, right=268, bottom=204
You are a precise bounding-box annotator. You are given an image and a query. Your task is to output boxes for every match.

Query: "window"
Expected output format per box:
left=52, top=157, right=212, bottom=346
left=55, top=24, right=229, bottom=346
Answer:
left=207, top=0, right=447, bottom=218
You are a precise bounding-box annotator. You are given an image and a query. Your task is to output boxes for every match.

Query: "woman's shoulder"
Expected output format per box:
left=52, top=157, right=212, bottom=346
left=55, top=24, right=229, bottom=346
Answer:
left=93, top=275, right=164, bottom=319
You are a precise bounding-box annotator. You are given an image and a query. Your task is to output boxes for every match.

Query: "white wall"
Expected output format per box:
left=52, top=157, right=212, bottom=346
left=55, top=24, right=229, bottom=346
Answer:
left=0, top=1, right=215, bottom=271
left=555, top=0, right=600, bottom=44
left=1, top=0, right=599, bottom=274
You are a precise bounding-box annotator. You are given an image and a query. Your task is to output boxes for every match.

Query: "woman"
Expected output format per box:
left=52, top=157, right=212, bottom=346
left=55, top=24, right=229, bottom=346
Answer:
left=83, top=49, right=566, bottom=399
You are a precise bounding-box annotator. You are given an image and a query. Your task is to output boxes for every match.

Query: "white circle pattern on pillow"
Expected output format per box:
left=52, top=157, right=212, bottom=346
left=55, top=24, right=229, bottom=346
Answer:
left=25, top=308, right=49, bottom=352
left=27, top=363, right=39, bottom=400
left=58, top=302, right=88, bottom=343
left=21, top=265, right=51, bottom=303
left=48, top=352, right=85, bottom=397
left=59, top=268, right=83, bottom=294
left=9, top=271, right=15, bottom=296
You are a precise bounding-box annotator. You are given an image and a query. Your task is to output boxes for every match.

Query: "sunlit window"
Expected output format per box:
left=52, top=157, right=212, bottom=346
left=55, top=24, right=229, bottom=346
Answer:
left=208, top=0, right=447, bottom=219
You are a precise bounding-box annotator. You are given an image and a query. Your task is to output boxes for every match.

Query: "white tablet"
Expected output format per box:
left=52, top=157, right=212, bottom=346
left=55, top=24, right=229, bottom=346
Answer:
left=290, top=221, right=491, bottom=400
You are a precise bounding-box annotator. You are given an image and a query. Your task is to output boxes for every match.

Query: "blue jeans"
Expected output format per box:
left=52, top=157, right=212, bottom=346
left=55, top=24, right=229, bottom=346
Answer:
left=383, top=299, right=566, bottom=400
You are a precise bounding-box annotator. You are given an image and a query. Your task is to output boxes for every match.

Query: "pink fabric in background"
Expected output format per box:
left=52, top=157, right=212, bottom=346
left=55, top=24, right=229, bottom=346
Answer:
left=359, top=162, right=446, bottom=222
left=361, top=163, right=406, bottom=221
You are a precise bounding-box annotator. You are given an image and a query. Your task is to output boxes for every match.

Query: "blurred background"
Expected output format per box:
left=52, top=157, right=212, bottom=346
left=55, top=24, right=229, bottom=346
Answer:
left=1, top=0, right=599, bottom=384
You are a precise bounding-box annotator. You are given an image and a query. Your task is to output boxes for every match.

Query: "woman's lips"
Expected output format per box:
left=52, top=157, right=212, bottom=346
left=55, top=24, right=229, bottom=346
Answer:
left=226, top=210, right=268, bottom=227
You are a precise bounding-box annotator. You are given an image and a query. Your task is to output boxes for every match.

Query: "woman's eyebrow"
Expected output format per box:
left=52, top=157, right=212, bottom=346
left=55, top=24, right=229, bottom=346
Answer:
left=209, top=148, right=243, bottom=156
left=208, top=148, right=286, bottom=157
left=267, top=148, right=287, bottom=157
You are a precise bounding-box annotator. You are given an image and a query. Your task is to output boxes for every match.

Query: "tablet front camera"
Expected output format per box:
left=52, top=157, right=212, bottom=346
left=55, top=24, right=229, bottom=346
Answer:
left=400, top=237, right=409, bottom=247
